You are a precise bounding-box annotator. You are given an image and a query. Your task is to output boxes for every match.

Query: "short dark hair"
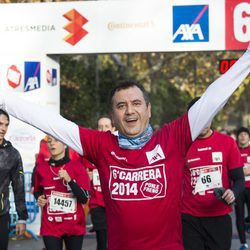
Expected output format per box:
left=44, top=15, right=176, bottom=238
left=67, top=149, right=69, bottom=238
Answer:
left=108, top=80, right=150, bottom=110
left=236, top=126, right=250, bottom=138
left=97, top=115, right=114, bottom=127
left=187, top=97, right=201, bottom=111
left=0, top=109, right=9, bottom=122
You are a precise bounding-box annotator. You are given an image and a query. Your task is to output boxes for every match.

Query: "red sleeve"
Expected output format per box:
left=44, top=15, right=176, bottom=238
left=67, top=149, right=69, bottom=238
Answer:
left=161, top=112, right=192, bottom=157
left=33, top=164, right=42, bottom=194
left=73, top=160, right=90, bottom=190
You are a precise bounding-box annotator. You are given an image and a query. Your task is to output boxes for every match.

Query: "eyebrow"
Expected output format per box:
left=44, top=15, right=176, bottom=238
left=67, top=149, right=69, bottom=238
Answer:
left=0, top=122, right=9, bottom=126
left=115, top=99, right=142, bottom=104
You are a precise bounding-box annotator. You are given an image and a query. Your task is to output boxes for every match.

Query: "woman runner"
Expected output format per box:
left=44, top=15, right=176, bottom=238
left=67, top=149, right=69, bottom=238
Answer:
left=34, top=136, right=90, bottom=250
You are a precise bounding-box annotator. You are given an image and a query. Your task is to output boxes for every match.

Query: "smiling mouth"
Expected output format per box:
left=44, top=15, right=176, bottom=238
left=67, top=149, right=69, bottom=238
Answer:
left=126, top=120, right=138, bottom=127
left=126, top=117, right=137, bottom=122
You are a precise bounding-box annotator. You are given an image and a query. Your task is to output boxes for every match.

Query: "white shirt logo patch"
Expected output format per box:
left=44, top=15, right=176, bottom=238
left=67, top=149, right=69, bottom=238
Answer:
left=212, top=152, right=223, bottom=163
left=146, top=144, right=165, bottom=164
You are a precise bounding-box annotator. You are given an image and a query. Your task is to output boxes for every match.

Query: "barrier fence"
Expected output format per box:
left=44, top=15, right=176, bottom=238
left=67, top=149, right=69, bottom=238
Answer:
left=9, top=171, right=39, bottom=240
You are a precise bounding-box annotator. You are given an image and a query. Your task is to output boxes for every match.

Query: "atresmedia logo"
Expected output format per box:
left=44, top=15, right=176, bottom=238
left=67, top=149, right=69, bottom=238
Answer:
left=63, top=9, right=88, bottom=46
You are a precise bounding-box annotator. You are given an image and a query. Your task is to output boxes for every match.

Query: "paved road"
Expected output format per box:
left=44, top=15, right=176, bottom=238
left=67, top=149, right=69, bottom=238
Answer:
left=9, top=234, right=96, bottom=250
left=8, top=211, right=250, bottom=250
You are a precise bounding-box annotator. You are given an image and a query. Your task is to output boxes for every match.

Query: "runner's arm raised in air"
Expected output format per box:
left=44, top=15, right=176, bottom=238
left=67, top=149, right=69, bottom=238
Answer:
left=188, top=45, right=250, bottom=141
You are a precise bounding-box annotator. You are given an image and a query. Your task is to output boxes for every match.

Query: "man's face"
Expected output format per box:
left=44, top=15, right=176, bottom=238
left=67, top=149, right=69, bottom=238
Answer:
left=111, top=86, right=151, bottom=137
left=238, top=132, right=250, bottom=147
left=97, top=117, right=114, bottom=132
left=0, top=114, right=9, bottom=144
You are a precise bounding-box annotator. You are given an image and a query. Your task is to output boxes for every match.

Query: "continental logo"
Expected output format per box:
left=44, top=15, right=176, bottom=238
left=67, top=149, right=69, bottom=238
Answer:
left=63, top=9, right=88, bottom=46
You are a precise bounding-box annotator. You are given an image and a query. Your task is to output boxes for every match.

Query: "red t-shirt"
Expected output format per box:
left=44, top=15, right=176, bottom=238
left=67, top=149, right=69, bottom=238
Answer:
left=182, top=130, right=242, bottom=217
left=79, top=113, right=191, bottom=250
left=89, top=166, right=105, bottom=209
left=81, top=158, right=105, bottom=209
left=34, top=159, right=90, bottom=237
left=239, top=145, right=250, bottom=188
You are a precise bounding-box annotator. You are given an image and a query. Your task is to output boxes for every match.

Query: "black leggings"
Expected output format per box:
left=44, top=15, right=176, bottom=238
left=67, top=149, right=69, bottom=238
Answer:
left=96, top=229, right=107, bottom=250
left=43, top=235, right=84, bottom=250
left=182, top=213, right=232, bottom=250
left=235, top=188, right=250, bottom=244
left=0, top=214, right=9, bottom=250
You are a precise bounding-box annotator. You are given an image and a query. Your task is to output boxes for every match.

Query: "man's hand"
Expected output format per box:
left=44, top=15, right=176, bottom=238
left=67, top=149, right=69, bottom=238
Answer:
left=222, top=189, right=235, bottom=205
left=16, top=223, right=26, bottom=236
left=37, top=194, right=47, bottom=207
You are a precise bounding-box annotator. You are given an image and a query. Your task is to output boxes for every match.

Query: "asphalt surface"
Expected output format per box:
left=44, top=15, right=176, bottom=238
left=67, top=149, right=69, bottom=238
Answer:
left=8, top=210, right=250, bottom=250
left=9, top=234, right=96, bottom=250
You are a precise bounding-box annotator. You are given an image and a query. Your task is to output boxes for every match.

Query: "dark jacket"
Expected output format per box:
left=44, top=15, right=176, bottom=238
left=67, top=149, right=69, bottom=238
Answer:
left=0, top=139, right=28, bottom=220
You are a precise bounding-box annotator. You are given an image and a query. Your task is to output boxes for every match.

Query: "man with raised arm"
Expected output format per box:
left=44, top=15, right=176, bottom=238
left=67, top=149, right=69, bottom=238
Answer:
left=0, top=47, right=249, bottom=249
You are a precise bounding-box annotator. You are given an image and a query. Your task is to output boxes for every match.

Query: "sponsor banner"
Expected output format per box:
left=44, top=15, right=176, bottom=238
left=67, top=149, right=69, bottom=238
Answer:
left=0, top=0, right=229, bottom=53
left=6, top=121, right=44, bottom=171
left=0, top=54, right=60, bottom=171
left=226, top=0, right=250, bottom=50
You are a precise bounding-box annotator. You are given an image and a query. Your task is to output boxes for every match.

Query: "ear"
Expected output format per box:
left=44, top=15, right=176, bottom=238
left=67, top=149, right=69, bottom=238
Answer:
left=110, top=113, right=115, bottom=124
left=148, top=103, right=152, bottom=119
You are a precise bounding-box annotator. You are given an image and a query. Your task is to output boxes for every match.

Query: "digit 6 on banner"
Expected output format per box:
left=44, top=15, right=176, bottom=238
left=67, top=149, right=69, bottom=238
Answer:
left=226, top=0, right=250, bottom=50
left=234, top=2, right=250, bottom=42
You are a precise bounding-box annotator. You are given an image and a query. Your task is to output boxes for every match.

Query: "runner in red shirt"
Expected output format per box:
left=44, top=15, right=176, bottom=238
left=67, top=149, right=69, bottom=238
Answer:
left=34, top=136, right=90, bottom=250
left=181, top=97, right=245, bottom=250
left=235, top=127, right=250, bottom=250
left=87, top=117, right=115, bottom=250
left=0, top=47, right=249, bottom=249
left=31, top=136, right=80, bottom=192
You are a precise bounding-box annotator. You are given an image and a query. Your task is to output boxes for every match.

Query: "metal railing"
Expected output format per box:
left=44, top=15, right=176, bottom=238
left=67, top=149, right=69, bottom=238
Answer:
left=9, top=171, right=39, bottom=240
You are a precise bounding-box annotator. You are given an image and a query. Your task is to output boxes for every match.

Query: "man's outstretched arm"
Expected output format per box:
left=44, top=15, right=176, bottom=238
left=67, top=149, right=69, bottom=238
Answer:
left=188, top=45, right=250, bottom=141
left=0, top=95, right=83, bottom=155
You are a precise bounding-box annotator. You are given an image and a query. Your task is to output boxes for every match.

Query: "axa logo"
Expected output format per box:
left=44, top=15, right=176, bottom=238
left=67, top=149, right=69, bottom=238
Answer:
left=146, top=144, right=165, bottom=164
left=63, top=9, right=88, bottom=46
left=24, top=62, right=41, bottom=92
left=173, top=5, right=209, bottom=43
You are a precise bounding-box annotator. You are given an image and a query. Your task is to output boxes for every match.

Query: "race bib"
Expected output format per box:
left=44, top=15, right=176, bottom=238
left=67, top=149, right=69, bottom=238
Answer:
left=244, top=163, right=250, bottom=181
left=109, top=164, right=166, bottom=201
left=247, top=156, right=250, bottom=163
left=49, top=191, right=76, bottom=213
left=93, top=169, right=101, bottom=186
left=194, top=165, right=222, bottom=194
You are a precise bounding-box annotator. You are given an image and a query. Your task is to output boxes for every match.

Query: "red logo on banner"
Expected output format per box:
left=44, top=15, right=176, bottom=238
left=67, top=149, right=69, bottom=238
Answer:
left=226, top=0, right=250, bottom=50
left=46, top=69, right=51, bottom=84
left=7, top=65, right=22, bottom=88
left=63, top=9, right=88, bottom=46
